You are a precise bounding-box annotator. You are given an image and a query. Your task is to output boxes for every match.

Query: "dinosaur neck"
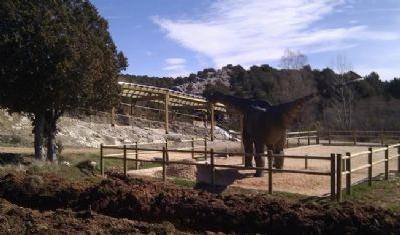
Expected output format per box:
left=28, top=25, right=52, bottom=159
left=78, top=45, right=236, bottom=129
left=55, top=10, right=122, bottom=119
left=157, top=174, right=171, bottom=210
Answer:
left=208, top=94, right=250, bottom=113
left=208, top=93, right=271, bottom=113
left=278, top=93, right=318, bottom=127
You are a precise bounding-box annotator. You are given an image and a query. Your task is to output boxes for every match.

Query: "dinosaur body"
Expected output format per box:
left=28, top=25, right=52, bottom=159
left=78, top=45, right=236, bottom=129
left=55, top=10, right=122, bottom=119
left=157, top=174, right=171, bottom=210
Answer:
left=206, top=78, right=360, bottom=176
left=206, top=92, right=317, bottom=176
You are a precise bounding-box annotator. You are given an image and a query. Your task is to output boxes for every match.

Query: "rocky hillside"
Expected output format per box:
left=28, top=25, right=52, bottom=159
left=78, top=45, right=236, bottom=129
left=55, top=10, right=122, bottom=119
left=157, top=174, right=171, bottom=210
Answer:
left=173, top=68, right=231, bottom=95
left=120, top=66, right=234, bottom=95
left=0, top=110, right=232, bottom=148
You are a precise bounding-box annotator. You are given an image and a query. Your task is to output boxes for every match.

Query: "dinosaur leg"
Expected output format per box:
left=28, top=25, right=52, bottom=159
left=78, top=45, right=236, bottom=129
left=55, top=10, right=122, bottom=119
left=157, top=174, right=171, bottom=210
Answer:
left=273, top=136, right=286, bottom=169
left=242, top=132, right=254, bottom=167
left=254, top=141, right=265, bottom=177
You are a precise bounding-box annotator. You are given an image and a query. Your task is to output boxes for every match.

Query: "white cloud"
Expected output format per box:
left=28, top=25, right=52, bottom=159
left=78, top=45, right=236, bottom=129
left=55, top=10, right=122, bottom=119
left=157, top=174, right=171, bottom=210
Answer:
left=163, top=57, right=189, bottom=77
left=153, top=0, right=399, bottom=67
left=165, top=58, right=186, bottom=65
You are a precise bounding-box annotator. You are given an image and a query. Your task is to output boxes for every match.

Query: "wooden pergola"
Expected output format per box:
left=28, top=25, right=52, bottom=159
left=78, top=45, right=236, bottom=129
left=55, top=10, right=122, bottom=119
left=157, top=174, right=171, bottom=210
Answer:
left=117, top=82, right=226, bottom=140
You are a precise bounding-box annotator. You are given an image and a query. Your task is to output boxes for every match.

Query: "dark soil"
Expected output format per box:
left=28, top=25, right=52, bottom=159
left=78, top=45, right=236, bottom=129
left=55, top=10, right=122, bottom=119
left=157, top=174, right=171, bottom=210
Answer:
left=0, top=153, right=30, bottom=165
left=0, top=198, right=186, bottom=234
left=0, top=172, right=399, bottom=234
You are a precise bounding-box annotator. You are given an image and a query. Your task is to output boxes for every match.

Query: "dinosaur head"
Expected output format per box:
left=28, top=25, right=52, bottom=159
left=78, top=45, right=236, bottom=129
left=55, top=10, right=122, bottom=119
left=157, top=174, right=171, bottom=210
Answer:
left=317, top=77, right=362, bottom=99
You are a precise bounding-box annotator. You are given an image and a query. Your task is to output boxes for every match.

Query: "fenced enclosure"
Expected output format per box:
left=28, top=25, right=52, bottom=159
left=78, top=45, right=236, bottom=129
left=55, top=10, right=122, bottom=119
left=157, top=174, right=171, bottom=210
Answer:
left=336, top=144, right=400, bottom=201
left=286, top=130, right=400, bottom=146
left=99, top=132, right=400, bottom=201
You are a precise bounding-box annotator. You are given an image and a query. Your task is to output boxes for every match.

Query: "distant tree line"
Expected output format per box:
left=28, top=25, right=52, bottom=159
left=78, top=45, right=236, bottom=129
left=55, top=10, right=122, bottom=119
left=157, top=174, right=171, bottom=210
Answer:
left=121, top=64, right=400, bottom=131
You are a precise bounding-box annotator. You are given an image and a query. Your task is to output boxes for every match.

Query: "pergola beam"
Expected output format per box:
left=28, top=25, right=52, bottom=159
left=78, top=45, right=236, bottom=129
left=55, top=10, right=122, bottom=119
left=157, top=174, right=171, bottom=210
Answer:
left=118, top=82, right=228, bottom=141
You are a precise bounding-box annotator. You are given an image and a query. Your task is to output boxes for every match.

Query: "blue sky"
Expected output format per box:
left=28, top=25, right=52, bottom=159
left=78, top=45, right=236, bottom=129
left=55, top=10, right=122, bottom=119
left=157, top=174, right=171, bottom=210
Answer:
left=91, top=0, right=400, bottom=80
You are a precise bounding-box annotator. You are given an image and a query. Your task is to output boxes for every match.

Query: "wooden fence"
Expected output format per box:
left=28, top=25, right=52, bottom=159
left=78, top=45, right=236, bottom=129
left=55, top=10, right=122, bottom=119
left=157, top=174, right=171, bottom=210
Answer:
left=100, top=139, right=335, bottom=198
left=335, top=143, right=400, bottom=201
left=321, top=130, right=400, bottom=145
left=99, top=134, right=400, bottom=202
left=286, top=130, right=400, bottom=147
left=286, top=130, right=319, bottom=147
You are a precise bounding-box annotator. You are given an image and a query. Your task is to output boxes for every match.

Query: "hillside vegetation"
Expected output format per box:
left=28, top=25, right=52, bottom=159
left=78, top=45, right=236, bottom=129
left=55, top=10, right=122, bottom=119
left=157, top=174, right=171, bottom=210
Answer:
left=121, top=65, right=400, bottom=131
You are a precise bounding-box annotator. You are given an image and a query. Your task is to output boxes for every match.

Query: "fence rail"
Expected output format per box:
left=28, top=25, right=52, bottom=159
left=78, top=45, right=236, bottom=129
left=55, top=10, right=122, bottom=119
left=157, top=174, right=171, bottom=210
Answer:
left=286, top=130, right=400, bottom=147
left=100, top=138, right=336, bottom=198
left=336, top=144, right=400, bottom=201
left=100, top=131, right=400, bottom=202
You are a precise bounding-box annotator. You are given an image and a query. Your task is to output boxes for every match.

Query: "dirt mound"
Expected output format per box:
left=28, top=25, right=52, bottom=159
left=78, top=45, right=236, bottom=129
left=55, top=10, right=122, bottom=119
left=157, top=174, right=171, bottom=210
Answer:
left=0, top=172, right=399, bottom=234
left=0, top=198, right=186, bottom=234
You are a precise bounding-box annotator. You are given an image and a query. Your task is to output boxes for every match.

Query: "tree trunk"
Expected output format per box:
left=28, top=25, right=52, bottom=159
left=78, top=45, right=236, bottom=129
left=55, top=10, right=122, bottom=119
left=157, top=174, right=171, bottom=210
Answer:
left=33, top=112, right=45, bottom=160
left=46, top=109, right=58, bottom=162
left=47, top=127, right=56, bottom=161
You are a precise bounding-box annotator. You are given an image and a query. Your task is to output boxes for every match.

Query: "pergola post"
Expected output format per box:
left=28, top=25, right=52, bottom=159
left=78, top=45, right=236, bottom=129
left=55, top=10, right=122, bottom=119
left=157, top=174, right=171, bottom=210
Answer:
left=164, top=93, right=169, bottom=134
left=209, top=103, right=215, bottom=141
left=110, top=107, right=116, bottom=126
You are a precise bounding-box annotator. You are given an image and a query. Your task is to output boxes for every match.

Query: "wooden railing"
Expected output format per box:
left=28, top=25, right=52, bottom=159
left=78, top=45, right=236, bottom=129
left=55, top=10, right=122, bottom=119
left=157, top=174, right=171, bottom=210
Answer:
left=100, top=136, right=400, bottom=202
left=286, top=130, right=320, bottom=147
left=286, top=130, right=400, bottom=147
left=335, top=143, right=400, bottom=201
left=100, top=140, right=335, bottom=197
left=100, top=138, right=207, bottom=175
left=322, top=130, right=400, bottom=145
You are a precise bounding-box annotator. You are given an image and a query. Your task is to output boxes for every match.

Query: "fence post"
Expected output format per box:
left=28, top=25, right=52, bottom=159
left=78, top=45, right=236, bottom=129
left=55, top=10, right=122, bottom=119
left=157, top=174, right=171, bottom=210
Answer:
left=100, top=144, right=104, bottom=176
left=123, top=145, right=127, bottom=176
left=286, top=138, right=289, bottom=148
left=352, top=130, right=356, bottom=145
left=204, top=137, right=208, bottom=161
left=162, top=147, right=166, bottom=182
left=191, top=138, right=195, bottom=159
left=267, top=150, right=273, bottom=194
left=330, top=153, right=336, bottom=200
left=336, top=154, right=342, bottom=202
left=211, top=148, right=215, bottom=186
left=165, top=140, right=169, bottom=164
left=328, top=131, right=331, bottom=145
left=380, top=131, right=384, bottom=146
left=135, top=141, right=139, bottom=170
left=368, top=147, right=373, bottom=186
left=297, top=138, right=300, bottom=146
left=316, top=131, right=320, bottom=145
left=345, top=152, right=351, bottom=195
left=398, top=146, right=400, bottom=172
left=307, top=131, right=310, bottom=145
left=304, top=155, right=308, bottom=169
left=385, top=145, right=389, bottom=180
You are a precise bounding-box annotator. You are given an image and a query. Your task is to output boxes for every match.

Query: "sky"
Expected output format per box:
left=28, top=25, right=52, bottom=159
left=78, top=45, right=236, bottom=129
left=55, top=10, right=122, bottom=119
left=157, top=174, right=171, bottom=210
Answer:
left=91, top=0, right=400, bottom=80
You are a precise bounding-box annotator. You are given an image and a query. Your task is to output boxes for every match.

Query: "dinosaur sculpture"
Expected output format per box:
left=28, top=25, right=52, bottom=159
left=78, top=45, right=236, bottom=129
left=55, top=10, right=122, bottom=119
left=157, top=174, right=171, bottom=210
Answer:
left=206, top=80, right=359, bottom=177
left=207, top=92, right=315, bottom=176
